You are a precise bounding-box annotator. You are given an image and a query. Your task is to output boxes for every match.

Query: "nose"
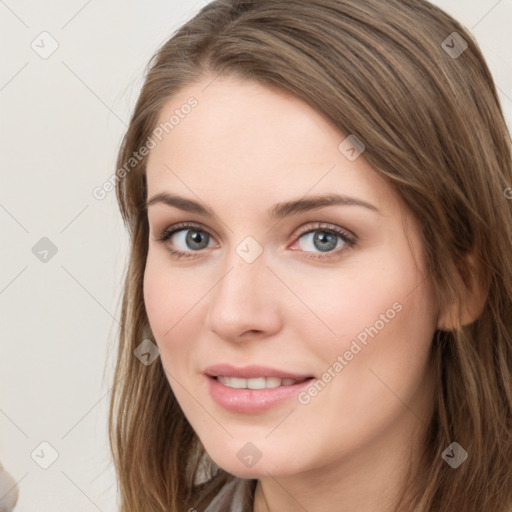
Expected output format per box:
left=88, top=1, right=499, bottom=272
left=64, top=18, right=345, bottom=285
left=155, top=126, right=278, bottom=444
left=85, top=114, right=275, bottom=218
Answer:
left=204, top=248, right=282, bottom=343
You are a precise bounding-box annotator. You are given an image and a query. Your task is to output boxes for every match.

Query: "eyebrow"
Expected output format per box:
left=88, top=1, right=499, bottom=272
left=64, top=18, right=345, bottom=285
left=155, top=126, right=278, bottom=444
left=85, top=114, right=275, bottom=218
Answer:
left=145, top=192, right=381, bottom=220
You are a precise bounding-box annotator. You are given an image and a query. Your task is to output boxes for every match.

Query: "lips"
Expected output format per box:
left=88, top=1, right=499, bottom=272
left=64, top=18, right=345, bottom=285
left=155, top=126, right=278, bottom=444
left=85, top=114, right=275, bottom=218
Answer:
left=204, top=364, right=315, bottom=413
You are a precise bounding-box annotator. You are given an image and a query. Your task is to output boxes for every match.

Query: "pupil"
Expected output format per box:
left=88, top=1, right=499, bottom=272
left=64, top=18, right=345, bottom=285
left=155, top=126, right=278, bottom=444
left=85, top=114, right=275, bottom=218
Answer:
left=187, top=230, right=208, bottom=250
left=314, top=232, right=337, bottom=252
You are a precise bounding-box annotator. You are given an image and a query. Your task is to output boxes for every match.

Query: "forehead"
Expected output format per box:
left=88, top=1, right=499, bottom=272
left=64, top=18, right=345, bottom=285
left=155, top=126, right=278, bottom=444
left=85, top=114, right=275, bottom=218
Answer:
left=150, top=76, right=339, bottom=160
left=145, top=76, right=398, bottom=217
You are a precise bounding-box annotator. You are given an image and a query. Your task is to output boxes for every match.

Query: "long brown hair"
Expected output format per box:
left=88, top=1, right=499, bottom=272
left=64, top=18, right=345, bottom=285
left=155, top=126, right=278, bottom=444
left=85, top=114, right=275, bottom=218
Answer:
left=109, top=0, right=512, bottom=510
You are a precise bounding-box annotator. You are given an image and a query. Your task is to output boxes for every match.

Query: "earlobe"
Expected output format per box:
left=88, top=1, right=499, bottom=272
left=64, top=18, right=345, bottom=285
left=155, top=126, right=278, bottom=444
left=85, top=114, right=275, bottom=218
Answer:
left=436, top=252, right=489, bottom=331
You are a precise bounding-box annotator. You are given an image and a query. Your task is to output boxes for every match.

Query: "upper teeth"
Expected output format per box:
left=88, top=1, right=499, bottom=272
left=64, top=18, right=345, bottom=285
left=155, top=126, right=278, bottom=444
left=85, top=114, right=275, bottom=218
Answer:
left=217, top=376, right=299, bottom=389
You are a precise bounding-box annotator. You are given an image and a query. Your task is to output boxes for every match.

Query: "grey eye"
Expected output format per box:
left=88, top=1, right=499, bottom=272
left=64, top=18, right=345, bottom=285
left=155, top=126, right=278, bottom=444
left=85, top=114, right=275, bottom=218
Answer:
left=173, top=229, right=213, bottom=251
left=298, top=231, right=344, bottom=253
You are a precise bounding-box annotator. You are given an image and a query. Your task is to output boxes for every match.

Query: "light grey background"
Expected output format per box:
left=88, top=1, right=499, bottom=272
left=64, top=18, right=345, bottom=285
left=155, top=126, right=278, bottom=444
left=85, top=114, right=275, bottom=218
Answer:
left=0, top=1, right=511, bottom=510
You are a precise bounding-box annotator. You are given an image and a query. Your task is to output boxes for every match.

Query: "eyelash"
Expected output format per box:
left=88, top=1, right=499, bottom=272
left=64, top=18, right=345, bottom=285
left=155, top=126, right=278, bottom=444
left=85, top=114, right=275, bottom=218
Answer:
left=154, top=221, right=357, bottom=261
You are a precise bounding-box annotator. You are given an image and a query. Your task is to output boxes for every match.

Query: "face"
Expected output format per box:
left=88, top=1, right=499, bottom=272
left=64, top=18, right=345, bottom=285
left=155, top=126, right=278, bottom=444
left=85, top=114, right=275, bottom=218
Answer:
left=143, top=75, right=438, bottom=480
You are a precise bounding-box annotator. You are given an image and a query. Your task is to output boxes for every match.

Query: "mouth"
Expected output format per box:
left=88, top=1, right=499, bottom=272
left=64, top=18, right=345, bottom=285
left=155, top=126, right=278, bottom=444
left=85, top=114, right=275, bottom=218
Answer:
left=204, top=364, right=316, bottom=413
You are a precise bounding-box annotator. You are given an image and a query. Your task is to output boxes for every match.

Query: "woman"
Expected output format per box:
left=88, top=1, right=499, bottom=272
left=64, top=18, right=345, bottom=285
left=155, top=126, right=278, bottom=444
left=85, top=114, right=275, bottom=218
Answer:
left=108, top=0, right=512, bottom=510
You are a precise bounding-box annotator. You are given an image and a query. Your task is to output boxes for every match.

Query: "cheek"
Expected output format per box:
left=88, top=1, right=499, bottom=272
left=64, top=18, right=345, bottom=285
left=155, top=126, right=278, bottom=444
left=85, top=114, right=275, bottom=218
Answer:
left=143, top=259, right=172, bottom=340
left=299, top=257, right=414, bottom=344
left=288, top=261, right=436, bottom=464
left=143, top=253, right=203, bottom=358
left=308, top=250, right=436, bottom=378
left=143, top=255, right=207, bottom=411
left=309, top=258, right=436, bottom=411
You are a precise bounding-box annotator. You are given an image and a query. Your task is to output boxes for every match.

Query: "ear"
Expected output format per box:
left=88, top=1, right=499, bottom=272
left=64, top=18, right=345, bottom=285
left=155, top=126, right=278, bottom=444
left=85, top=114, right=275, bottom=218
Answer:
left=437, top=252, right=489, bottom=331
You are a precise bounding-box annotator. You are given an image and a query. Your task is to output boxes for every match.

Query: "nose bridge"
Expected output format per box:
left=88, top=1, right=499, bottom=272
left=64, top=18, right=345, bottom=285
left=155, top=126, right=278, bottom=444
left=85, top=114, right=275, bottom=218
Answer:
left=216, top=235, right=268, bottom=299
left=212, top=243, right=267, bottom=313
left=205, top=240, right=280, bottom=339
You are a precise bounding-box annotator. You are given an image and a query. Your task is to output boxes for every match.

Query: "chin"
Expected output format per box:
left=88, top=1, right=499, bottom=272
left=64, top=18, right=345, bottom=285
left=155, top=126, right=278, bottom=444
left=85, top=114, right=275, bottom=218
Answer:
left=202, top=438, right=307, bottom=479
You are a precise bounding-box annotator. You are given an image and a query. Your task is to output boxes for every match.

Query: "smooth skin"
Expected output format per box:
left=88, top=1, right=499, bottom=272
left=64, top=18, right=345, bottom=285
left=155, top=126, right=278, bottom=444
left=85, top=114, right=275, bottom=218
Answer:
left=143, top=75, right=440, bottom=512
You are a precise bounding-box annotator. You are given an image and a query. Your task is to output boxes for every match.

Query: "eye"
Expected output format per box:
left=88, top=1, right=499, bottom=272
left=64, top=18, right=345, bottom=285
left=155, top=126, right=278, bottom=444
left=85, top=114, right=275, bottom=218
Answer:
left=154, top=221, right=357, bottom=261
left=290, top=223, right=356, bottom=260
left=154, top=222, right=216, bottom=259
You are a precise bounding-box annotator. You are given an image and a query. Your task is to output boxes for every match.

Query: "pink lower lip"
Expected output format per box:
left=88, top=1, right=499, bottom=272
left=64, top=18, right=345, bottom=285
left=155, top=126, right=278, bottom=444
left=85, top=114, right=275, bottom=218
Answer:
left=205, top=375, right=314, bottom=414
